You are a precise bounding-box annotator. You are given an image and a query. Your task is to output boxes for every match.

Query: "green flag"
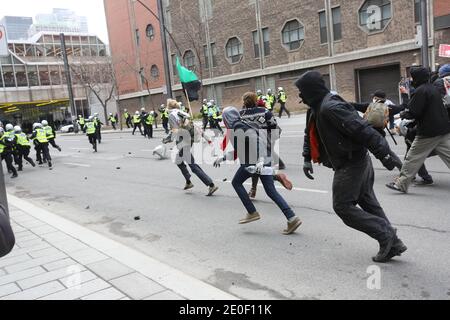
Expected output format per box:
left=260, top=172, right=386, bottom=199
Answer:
left=176, top=57, right=202, bottom=101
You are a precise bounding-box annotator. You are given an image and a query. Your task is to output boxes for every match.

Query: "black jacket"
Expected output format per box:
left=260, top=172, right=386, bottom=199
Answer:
left=296, top=72, right=392, bottom=170
left=401, top=67, right=450, bottom=138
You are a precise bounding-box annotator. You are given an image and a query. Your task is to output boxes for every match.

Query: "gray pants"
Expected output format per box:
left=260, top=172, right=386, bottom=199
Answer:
left=333, top=154, right=393, bottom=243
left=397, top=133, right=450, bottom=192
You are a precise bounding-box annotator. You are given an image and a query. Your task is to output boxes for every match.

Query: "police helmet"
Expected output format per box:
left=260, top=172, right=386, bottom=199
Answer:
left=14, top=126, right=22, bottom=133
left=135, top=111, right=140, bottom=115
left=41, top=120, right=48, bottom=126
left=141, top=108, right=146, bottom=112
left=203, top=99, right=208, bottom=104
left=5, top=124, right=14, bottom=131
left=257, top=90, right=262, bottom=95
left=278, top=87, right=283, bottom=91
left=88, top=116, right=94, bottom=121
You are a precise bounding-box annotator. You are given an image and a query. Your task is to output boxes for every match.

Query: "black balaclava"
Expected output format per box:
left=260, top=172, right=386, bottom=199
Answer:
left=410, top=66, right=430, bottom=88
left=294, top=71, right=330, bottom=108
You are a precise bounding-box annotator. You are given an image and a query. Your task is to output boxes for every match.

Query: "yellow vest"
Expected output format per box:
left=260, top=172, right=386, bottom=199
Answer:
left=43, top=126, right=54, bottom=139
left=36, top=129, right=48, bottom=143
left=85, top=122, right=96, bottom=134
left=16, top=133, right=30, bottom=147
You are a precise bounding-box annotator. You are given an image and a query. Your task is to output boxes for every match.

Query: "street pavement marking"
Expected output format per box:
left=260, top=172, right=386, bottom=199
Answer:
left=216, top=180, right=329, bottom=194
left=70, top=148, right=91, bottom=150
left=63, top=163, right=91, bottom=168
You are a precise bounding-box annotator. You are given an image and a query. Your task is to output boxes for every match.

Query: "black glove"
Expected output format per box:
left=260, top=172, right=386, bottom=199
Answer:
left=381, top=153, right=403, bottom=171
left=213, top=157, right=225, bottom=168
left=303, top=161, right=314, bottom=180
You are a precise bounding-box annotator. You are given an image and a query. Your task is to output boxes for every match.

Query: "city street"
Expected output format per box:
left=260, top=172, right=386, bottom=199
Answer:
left=4, top=114, right=450, bottom=300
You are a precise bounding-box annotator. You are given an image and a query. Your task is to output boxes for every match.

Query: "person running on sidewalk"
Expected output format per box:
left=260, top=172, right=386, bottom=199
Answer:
left=0, top=127, right=18, bottom=178
left=93, top=113, right=103, bottom=144
left=214, top=106, right=301, bottom=235
left=41, top=120, right=61, bottom=152
left=14, top=126, right=35, bottom=171
left=296, top=71, right=406, bottom=263
left=386, top=66, right=450, bottom=194
left=164, top=99, right=218, bottom=196
left=85, top=116, right=98, bottom=153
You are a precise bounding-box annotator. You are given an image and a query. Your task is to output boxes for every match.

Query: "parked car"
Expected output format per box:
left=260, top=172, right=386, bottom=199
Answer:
left=60, top=124, right=74, bottom=133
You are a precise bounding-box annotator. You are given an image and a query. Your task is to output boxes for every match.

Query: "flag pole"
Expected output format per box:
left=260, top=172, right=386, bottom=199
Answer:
left=184, top=90, right=194, bottom=119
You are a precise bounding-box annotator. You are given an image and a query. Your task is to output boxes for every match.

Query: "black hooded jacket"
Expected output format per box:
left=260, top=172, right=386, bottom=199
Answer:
left=401, top=67, right=450, bottom=138
left=295, top=71, right=391, bottom=170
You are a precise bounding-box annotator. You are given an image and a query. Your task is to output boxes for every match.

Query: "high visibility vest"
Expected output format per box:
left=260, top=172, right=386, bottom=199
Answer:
left=279, top=92, right=287, bottom=103
left=0, top=141, right=4, bottom=154
left=16, top=133, right=30, bottom=147
left=78, top=118, right=85, bottom=125
left=124, top=112, right=130, bottom=120
left=202, top=104, right=209, bottom=116
left=161, top=110, right=169, bottom=119
left=2, top=132, right=16, bottom=149
left=43, top=125, right=54, bottom=139
left=35, top=129, right=48, bottom=143
left=267, top=94, right=275, bottom=108
left=145, top=114, right=155, bottom=125
left=109, top=116, right=117, bottom=123
left=85, top=122, right=96, bottom=134
left=133, top=115, right=141, bottom=124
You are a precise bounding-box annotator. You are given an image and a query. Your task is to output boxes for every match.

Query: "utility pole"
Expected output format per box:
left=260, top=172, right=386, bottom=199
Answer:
left=420, top=0, right=429, bottom=68
left=157, top=0, right=173, bottom=98
left=60, top=33, right=78, bottom=132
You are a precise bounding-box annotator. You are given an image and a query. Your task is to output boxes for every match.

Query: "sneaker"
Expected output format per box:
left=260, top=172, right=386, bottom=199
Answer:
left=386, top=182, right=406, bottom=194
left=248, top=188, right=257, bottom=199
left=239, top=212, right=261, bottom=224
left=30, top=160, right=36, bottom=167
left=207, top=185, right=219, bottom=196
left=386, top=238, right=408, bottom=260
left=372, top=229, right=396, bottom=263
left=413, top=179, right=434, bottom=186
left=11, top=173, right=18, bottom=179
left=275, top=173, right=293, bottom=190
left=184, top=182, right=194, bottom=190
left=57, top=147, right=62, bottom=152
left=283, top=217, right=302, bottom=235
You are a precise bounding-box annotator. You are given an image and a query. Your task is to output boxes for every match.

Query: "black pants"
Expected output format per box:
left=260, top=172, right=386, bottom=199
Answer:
left=279, top=103, right=290, bottom=118
left=36, top=143, right=51, bottom=166
left=126, top=118, right=132, bottom=128
left=15, top=146, right=34, bottom=169
left=88, top=134, right=97, bottom=152
left=202, top=116, right=209, bottom=131
left=405, top=139, right=433, bottom=182
left=132, top=123, right=143, bottom=135
left=143, top=123, right=152, bottom=139
left=48, top=138, right=60, bottom=150
left=332, top=154, right=393, bottom=243
left=111, top=122, right=117, bottom=130
left=2, top=152, right=17, bottom=176
left=96, top=128, right=102, bottom=143
left=162, top=119, right=169, bottom=134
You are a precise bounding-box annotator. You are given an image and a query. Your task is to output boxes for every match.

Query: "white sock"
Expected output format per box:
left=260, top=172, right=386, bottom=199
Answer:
left=288, top=216, right=297, bottom=223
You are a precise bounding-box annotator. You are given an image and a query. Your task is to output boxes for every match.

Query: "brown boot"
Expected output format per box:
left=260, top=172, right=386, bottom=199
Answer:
left=283, top=217, right=302, bottom=235
left=275, top=173, right=293, bottom=190
left=239, top=212, right=261, bottom=224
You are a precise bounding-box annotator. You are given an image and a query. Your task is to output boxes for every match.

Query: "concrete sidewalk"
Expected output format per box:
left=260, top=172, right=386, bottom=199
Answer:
left=0, top=195, right=237, bottom=300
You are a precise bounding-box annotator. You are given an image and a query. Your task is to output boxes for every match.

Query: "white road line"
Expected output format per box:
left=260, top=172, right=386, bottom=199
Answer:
left=216, top=180, right=328, bottom=194
left=70, top=148, right=90, bottom=150
left=63, top=163, right=91, bottom=167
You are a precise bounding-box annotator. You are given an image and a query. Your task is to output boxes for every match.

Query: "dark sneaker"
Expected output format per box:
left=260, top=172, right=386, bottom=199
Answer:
left=372, top=229, right=396, bottom=263
left=57, top=147, right=62, bottom=152
left=207, top=185, right=219, bottom=196
left=386, top=238, right=408, bottom=260
left=386, top=182, right=406, bottom=194
left=18, top=167, right=23, bottom=172
left=413, top=179, right=434, bottom=186
left=184, top=182, right=194, bottom=190
left=248, top=188, right=257, bottom=199
left=283, top=217, right=302, bottom=235
left=11, top=173, right=18, bottom=178
left=239, top=212, right=261, bottom=224
left=30, top=160, right=36, bottom=167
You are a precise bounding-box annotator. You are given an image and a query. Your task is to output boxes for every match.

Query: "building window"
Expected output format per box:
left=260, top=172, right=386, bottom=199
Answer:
left=150, top=65, right=159, bottom=79
left=282, top=19, right=304, bottom=51
left=252, top=28, right=270, bottom=58
left=146, top=24, right=155, bottom=40
left=319, top=11, right=328, bottom=44
left=414, top=0, right=421, bottom=24
left=204, top=43, right=217, bottom=69
left=225, top=37, right=243, bottom=63
left=359, top=0, right=392, bottom=33
left=171, top=54, right=177, bottom=76
left=183, top=50, right=196, bottom=70
left=332, top=7, right=342, bottom=41
left=135, top=29, right=140, bottom=46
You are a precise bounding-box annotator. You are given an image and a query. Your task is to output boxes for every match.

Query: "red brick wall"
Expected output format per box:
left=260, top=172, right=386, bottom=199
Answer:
left=434, top=0, right=450, bottom=17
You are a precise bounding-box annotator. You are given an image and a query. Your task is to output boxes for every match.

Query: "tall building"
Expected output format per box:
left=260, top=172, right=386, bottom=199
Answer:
left=0, top=16, right=33, bottom=40
left=29, top=8, right=89, bottom=38
left=104, top=0, right=450, bottom=113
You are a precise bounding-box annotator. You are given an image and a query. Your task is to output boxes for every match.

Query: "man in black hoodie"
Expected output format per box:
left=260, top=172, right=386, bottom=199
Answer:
left=295, top=71, right=406, bottom=263
left=386, top=67, right=450, bottom=193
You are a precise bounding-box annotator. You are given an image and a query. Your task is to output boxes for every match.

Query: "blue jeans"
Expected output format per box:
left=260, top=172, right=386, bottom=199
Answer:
left=231, top=165, right=295, bottom=220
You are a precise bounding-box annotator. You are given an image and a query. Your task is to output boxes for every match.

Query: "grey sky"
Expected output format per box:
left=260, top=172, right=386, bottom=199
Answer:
left=1, top=0, right=109, bottom=43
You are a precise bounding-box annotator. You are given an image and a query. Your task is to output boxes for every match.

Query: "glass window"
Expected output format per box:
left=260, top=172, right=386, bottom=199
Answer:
left=89, top=36, right=98, bottom=45
left=332, top=7, right=342, bottom=41
left=25, top=44, right=36, bottom=57
left=171, top=54, right=177, bottom=76
left=151, top=65, right=159, bottom=79
left=73, top=45, right=81, bottom=57
left=319, top=11, right=328, bottom=44
left=414, top=0, right=421, bottom=24
left=98, top=45, right=106, bottom=56
left=183, top=50, right=196, bottom=70
left=0, top=68, right=3, bottom=88
left=38, top=65, right=50, bottom=86
left=225, top=37, right=243, bottom=63
left=27, top=65, right=39, bottom=87
left=80, top=36, right=89, bottom=44
left=282, top=20, right=304, bottom=50
left=211, top=43, right=217, bottom=67
left=252, top=30, right=260, bottom=58
left=262, top=28, right=270, bottom=56
left=359, top=0, right=392, bottom=33
left=15, top=65, right=27, bottom=87
left=45, top=44, right=56, bottom=57
left=91, top=45, right=99, bottom=56
left=146, top=24, right=155, bottom=40
left=50, top=66, right=61, bottom=86
left=3, top=66, right=16, bottom=87
left=82, top=45, right=91, bottom=57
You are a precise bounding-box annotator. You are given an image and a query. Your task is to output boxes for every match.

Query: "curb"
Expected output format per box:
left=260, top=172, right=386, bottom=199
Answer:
left=7, top=194, right=238, bottom=300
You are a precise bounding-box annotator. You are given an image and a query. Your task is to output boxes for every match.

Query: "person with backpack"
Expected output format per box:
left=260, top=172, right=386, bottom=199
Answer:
left=214, top=103, right=301, bottom=235
left=296, top=71, right=406, bottom=263
left=433, top=63, right=450, bottom=119
left=386, top=67, right=450, bottom=194
left=164, top=99, right=218, bottom=196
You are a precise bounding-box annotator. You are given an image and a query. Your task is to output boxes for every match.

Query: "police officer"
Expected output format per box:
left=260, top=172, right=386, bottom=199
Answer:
left=14, top=126, right=35, bottom=171
left=124, top=109, right=132, bottom=128
left=41, top=120, right=61, bottom=152
left=277, top=87, right=290, bottom=118
left=78, top=115, right=86, bottom=133
left=108, top=113, right=117, bottom=130
left=266, top=89, right=276, bottom=111
left=132, top=111, right=143, bottom=135
left=256, top=90, right=263, bottom=101
left=140, top=108, right=151, bottom=138
left=0, top=126, right=18, bottom=178
left=31, top=123, right=52, bottom=169
left=160, top=104, right=170, bottom=134
left=202, top=99, right=209, bottom=130
left=93, top=113, right=103, bottom=144
left=145, top=111, right=155, bottom=139
left=85, top=116, right=98, bottom=152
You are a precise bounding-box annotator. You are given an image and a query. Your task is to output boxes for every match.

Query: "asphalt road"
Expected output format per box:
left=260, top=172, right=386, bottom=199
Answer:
left=4, top=115, right=450, bottom=300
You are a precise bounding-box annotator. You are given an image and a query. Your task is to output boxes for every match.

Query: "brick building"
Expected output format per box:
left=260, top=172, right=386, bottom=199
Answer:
left=104, top=0, right=450, bottom=114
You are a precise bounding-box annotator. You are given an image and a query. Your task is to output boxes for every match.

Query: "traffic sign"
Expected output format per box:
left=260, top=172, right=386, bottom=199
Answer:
left=439, top=44, right=450, bottom=58
left=0, top=25, right=8, bottom=57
